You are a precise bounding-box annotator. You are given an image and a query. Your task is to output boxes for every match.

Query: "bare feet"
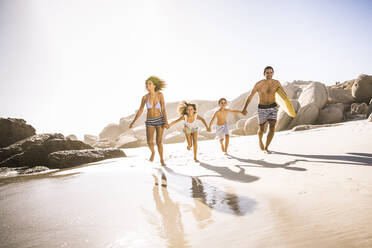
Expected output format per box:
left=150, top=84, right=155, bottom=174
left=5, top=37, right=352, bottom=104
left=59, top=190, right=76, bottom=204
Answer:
left=264, top=149, right=272, bottom=154
left=194, top=158, right=200, bottom=163
left=149, top=152, right=155, bottom=162
left=160, top=159, right=166, bottom=167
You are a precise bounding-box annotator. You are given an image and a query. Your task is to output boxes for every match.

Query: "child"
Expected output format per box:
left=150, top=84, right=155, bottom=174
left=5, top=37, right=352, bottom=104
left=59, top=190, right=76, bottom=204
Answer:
left=168, top=101, right=210, bottom=162
left=209, top=98, right=243, bottom=155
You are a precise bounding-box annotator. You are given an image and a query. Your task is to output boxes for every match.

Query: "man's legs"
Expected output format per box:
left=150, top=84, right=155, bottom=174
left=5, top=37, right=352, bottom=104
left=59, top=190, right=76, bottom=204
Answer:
left=258, top=123, right=265, bottom=151
left=264, top=120, right=276, bottom=153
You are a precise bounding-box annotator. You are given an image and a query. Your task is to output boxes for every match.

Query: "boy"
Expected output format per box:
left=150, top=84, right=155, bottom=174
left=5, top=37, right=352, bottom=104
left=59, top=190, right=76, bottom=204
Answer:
left=209, top=98, right=243, bottom=155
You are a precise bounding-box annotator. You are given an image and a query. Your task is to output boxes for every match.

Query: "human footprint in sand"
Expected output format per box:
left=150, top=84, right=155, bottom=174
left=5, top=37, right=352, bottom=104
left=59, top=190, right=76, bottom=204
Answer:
left=209, top=98, right=243, bottom=155
left=129, top=76, right=169, bottom=166
left=242, top=66, right=287, bottom=154
left=168, top=101, right=210, bottom=162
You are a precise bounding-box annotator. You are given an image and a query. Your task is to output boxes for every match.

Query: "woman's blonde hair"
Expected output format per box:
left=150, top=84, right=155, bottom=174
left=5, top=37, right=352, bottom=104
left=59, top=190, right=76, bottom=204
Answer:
left=146, top=76, right=166, bottom=92
left=177, top=101, right=197, bottom=117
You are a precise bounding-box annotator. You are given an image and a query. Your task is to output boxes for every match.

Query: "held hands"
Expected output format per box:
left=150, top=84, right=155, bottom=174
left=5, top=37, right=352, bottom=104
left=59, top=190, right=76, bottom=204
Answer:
left=241, top=109, right=247, bottom=115
left=165, top=123, right=170, bottom=129
left=129, top=122, right=134, bottom=129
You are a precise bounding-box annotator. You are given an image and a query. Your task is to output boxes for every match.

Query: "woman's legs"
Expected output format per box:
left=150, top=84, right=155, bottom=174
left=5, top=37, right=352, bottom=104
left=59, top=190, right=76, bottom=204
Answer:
left=146, top=125, right=156, bottom=161
left=155, top=126, right=165, bottom=166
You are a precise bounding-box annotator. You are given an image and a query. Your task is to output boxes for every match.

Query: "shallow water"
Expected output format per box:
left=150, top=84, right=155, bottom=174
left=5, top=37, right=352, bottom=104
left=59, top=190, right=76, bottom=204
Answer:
left=0, top=159, right=271, bottom=248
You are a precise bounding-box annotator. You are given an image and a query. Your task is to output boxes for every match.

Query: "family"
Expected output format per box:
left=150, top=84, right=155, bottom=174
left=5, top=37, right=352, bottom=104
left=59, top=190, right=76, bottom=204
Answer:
left=129, top=66, right=287, bottom=166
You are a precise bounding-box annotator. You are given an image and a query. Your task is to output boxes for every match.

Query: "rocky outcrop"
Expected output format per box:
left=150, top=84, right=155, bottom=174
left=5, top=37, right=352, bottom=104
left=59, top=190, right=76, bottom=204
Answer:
left=317, top=103, right=345, bottom=124
left=84, top=134, right=98, bottom=146
left=48, top=148, right=126, bottom=169
left=351, top=103, right=368, bottom=115
left=0, top=118, right=36, bottom=148
left=367, top=99, right=372, bottom=118
left=288, top=104, right=320, bottom=129
left=99, top=123, right=122, bottom=141
left=327, top=87, right=354, bottom=104
left=0, top=133, right=93, bottom=168
left=352, top=74, right=372, bottom=103
left=66, top=134, right=78, bottom=140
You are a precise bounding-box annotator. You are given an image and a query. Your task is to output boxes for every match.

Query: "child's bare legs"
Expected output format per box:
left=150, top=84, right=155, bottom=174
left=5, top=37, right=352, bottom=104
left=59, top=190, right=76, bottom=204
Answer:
left=155, top=126, right=166, bottom=166
left=192, top=132, right=199, bottom=162
left=257, top=123, right=265, bottom=151
left=185, top=132, right=192, bottom=150
left=219, top=138, right=225, bottom=153
left=146, top=125, right=156, bottom=161
left=224, top=134, right=230, bottom=154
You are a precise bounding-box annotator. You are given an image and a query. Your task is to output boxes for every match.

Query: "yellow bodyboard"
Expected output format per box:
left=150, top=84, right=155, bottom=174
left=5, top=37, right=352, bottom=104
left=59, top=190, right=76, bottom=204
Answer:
left=275, top=88, right=296, bottom=117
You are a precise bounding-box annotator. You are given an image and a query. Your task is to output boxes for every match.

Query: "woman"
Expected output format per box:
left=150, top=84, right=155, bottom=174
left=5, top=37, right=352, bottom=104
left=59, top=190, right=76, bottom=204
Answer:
left=129, top=76, right=169, bottom=166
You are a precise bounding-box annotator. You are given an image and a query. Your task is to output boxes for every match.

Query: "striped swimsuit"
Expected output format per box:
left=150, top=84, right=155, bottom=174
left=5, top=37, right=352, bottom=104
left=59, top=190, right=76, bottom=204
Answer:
left=257, top=102, right=278, bottom=125
left=145, top=95, right=166, bottom=127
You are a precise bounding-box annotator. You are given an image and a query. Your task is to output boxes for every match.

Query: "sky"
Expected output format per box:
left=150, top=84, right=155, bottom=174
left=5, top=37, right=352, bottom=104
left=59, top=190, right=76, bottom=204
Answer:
left=1, top=0, right=371, bottom=138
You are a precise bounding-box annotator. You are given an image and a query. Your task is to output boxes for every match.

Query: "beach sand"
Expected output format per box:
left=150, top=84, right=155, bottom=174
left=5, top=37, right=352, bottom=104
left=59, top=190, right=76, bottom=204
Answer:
left=1, top=120, right=371, bottom=248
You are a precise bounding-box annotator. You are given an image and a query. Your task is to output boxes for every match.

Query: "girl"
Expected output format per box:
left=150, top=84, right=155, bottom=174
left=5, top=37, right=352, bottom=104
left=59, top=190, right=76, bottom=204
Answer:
left=129, top=76, right=169, bottom=166
left=168, top=101, right=210, bottom=162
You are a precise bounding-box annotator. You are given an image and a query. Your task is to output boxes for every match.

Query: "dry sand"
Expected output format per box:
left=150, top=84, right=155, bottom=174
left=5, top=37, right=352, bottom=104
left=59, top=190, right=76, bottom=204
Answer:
left=0, top=120, right=371, bottom=248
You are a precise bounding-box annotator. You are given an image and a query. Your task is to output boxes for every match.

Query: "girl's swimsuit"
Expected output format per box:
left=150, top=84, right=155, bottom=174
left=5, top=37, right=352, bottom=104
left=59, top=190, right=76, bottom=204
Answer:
left=183, top=114, right=199, bottom=134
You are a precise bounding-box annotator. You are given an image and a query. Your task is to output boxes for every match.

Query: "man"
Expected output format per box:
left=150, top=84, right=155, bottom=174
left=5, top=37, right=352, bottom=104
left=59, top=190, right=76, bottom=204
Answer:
left=242, top=66, right=287, bottom=154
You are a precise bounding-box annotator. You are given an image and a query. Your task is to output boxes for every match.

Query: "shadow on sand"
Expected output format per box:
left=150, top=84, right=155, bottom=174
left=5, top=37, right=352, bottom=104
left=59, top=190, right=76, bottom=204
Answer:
left=273, top=151, right=372, bottom=166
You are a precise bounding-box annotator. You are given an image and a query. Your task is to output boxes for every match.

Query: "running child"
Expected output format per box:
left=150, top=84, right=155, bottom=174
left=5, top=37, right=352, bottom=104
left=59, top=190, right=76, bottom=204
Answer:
left=168, top=101, right=210, bottom=162
left=208, top=98, right=243, bottom=155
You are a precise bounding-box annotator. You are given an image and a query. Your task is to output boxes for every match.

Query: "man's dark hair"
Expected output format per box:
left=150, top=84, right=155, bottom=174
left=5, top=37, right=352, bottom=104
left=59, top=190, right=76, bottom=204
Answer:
left=264, top=66, right=274, bottom=74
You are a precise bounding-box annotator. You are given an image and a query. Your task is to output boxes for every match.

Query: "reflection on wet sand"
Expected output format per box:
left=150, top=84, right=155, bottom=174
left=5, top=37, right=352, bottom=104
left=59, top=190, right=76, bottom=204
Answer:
left=152, top=171, right=191, bottom=248
left=164, top=167, right=257, bottom=216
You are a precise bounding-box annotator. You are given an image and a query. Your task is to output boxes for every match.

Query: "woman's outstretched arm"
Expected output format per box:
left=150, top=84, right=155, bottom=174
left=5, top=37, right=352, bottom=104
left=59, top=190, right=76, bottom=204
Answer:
left=129, top=95, right=146, bottom=128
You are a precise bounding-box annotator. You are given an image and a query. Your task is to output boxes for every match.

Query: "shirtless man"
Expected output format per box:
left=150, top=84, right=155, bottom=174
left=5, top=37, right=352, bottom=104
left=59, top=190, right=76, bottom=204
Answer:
left=209, top=98, right=243, bottom=155
left=242, top=66, right=287, bottom=154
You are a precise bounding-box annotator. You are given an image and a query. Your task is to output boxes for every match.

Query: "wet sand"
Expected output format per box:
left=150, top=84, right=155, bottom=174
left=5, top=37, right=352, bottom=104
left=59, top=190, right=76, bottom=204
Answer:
left=1, top=120, right=372, bottom=248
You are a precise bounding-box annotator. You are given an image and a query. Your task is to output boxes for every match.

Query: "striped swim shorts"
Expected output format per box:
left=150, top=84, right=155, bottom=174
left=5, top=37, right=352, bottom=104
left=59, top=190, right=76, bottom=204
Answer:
left=257, top=103, right=278, bottom=125
left=145, top=116, right=166, bottom=127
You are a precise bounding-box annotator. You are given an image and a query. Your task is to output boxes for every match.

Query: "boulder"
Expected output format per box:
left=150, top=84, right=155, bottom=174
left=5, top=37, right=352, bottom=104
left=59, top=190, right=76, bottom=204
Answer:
left=164, top=131, right=185, bottom=144
left=298, top=82, right=328, bottom=109
left=119, top=118, right=131, bottom=133
left=199, top=129, right=216, bottom=139
left=66, top=134, right=78, bottom=140
left=368, top=113, right=372, bottom=122
left=326, top=87, right=354, bottom=104
left=84, top=134, right=98, bottom=146
left=0, top=133, right=93, bottom=168
left=276, top=100, right=300, bottom=131
left=317, top=104, right=344, bottom=124
left=352, top=74, right=372, bottom=103
left=115, top=131, right=141, bottom=148
left=236, top=119, right=247, bottom=129
left=329, top=79, right=355, bottom=90
left=0, top=118, right=36, bottom=148
left=48, top=148, right=126, bottom=169
left=351, top=103, right=368, bottom=115
left=99, top=123, right=122, bottom=141
left=244, top=115, right=259, bottom=135
left=231, top=128, right=245, bottom=136
left=288, top=104, right=320, bottom=129
left=367, top=99, right=372, bottom=118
